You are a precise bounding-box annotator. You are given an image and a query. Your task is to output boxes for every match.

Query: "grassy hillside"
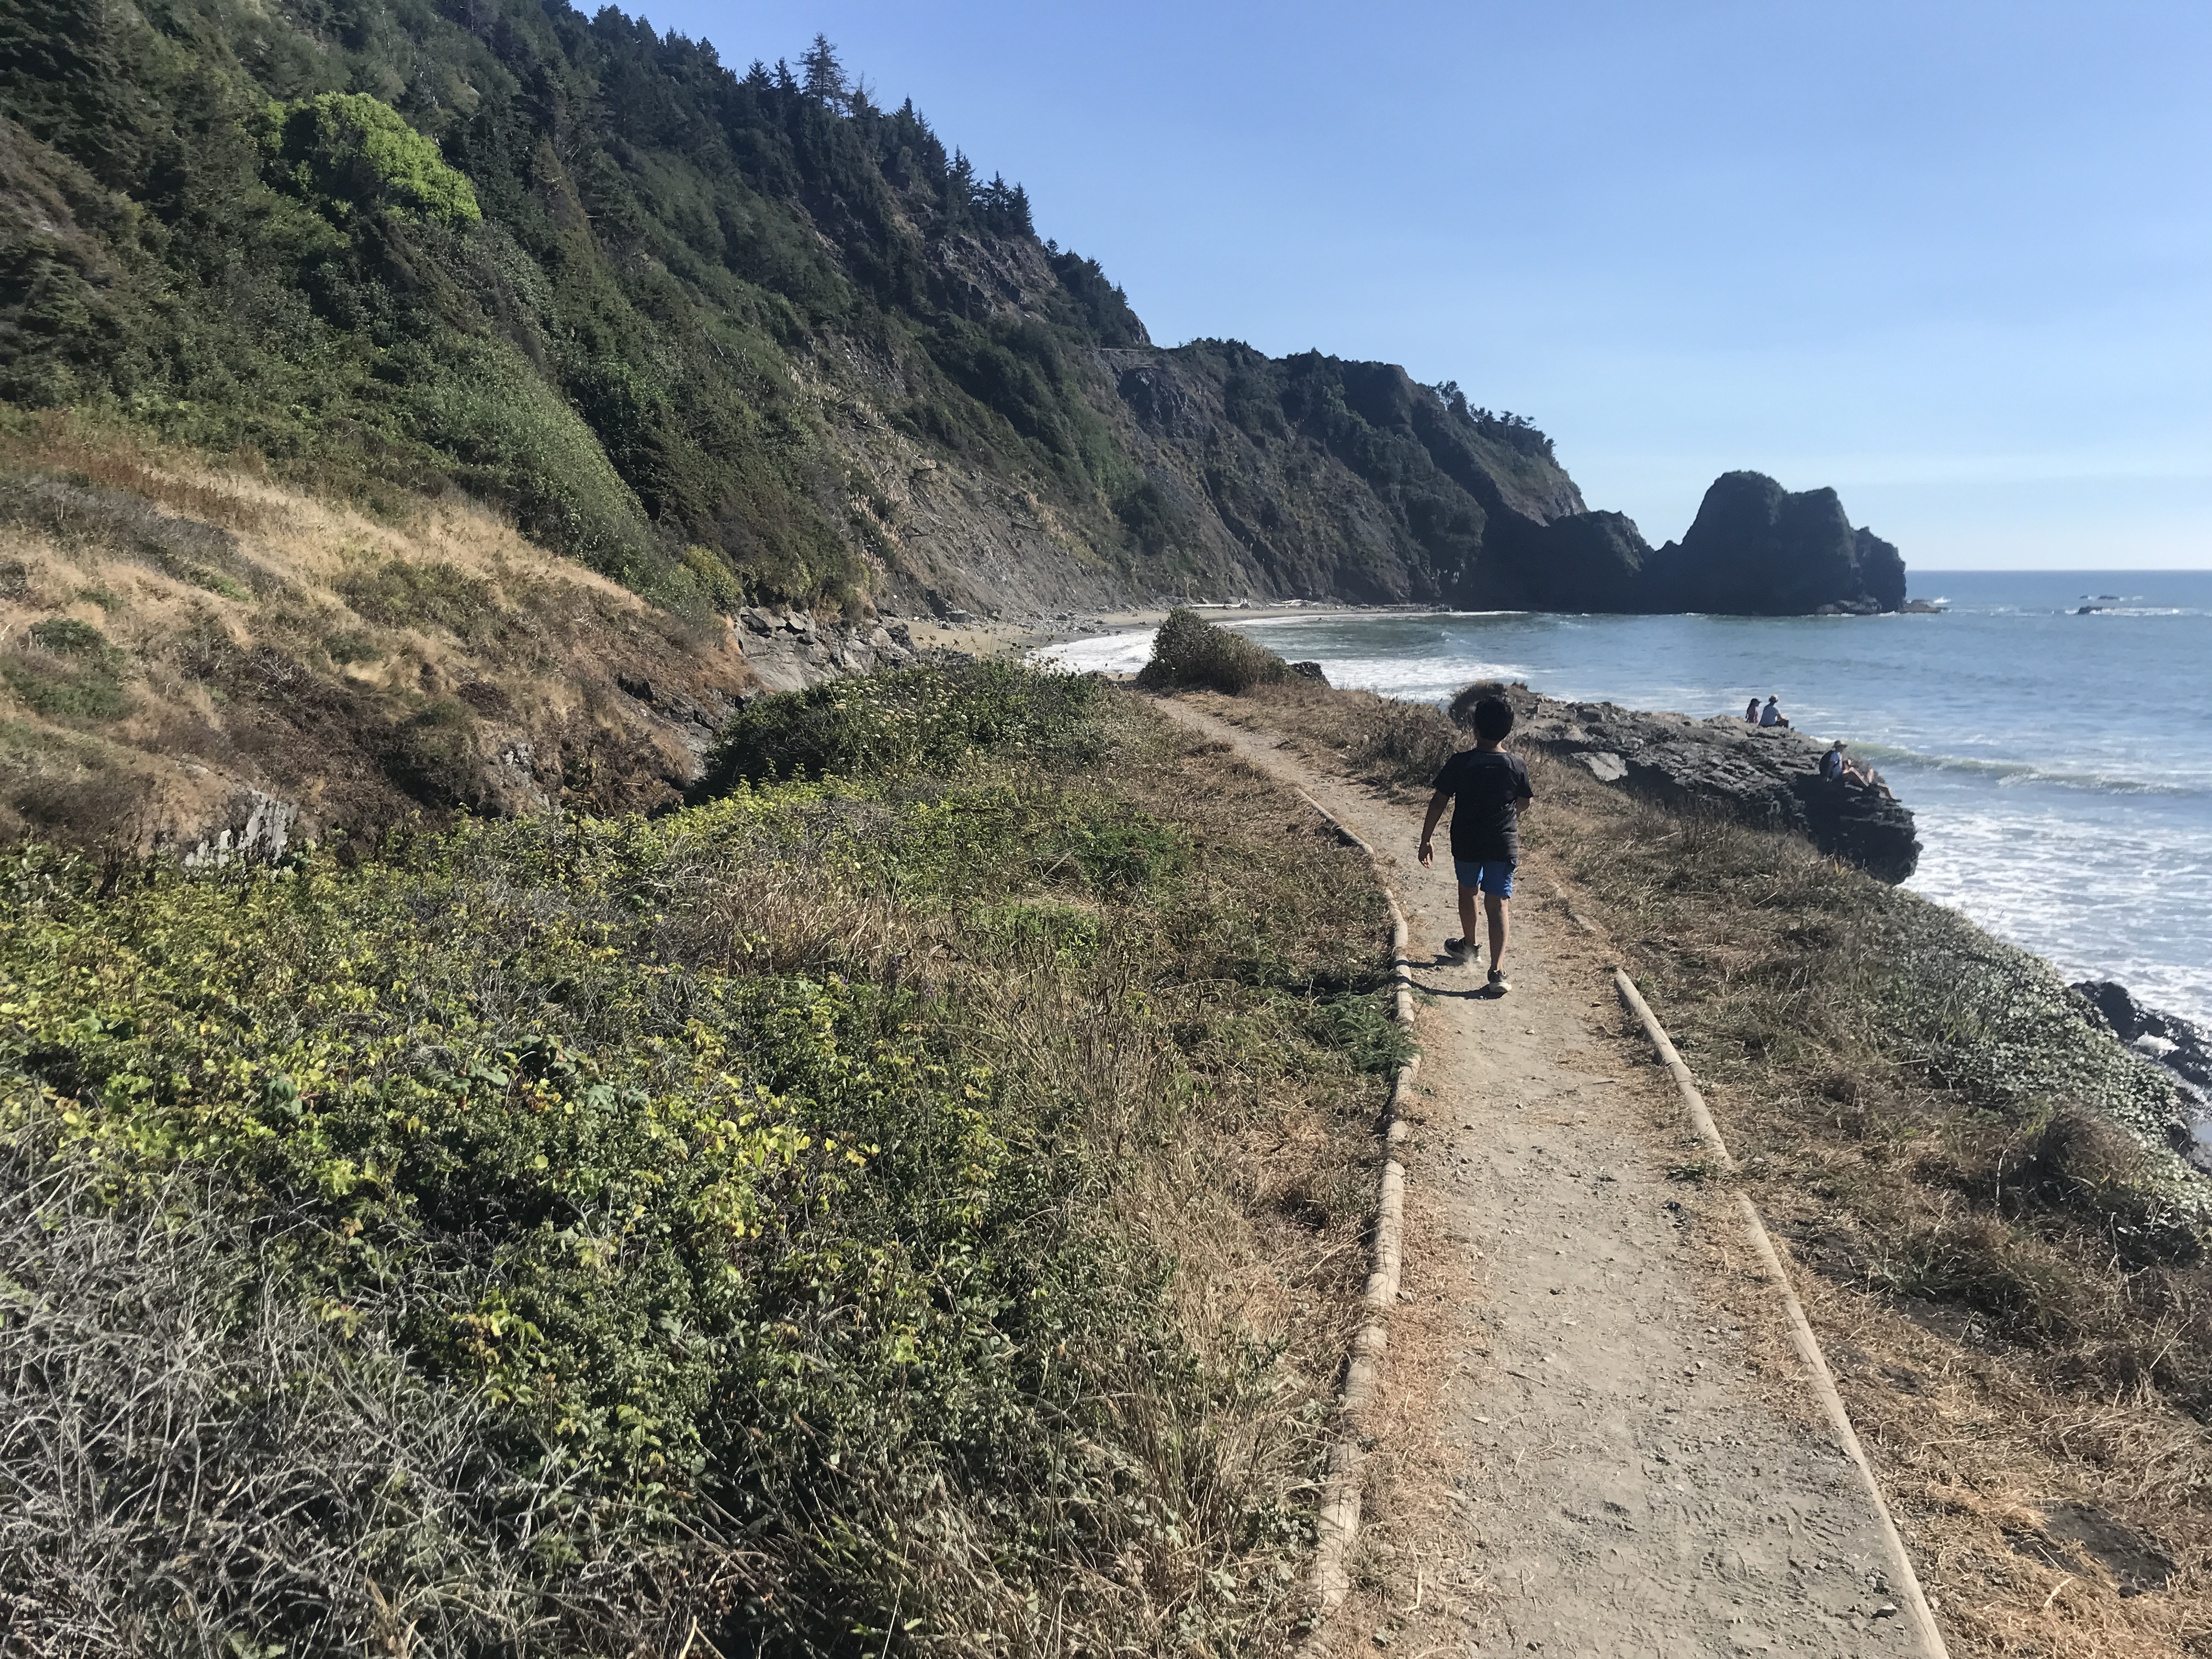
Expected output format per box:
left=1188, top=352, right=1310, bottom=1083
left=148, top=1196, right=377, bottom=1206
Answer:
left=0, top=410, right=751, bottom=851
left=0, top=0, right=1598, bottom=617
left=0, top=662, right=1403, bottom=1654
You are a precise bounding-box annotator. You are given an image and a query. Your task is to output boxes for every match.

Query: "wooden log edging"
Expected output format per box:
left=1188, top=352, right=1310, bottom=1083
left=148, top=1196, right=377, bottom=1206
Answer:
left=1297, top=791, right=1418, bottom=1624
left=1611, top=967, right=1951, bottom=1659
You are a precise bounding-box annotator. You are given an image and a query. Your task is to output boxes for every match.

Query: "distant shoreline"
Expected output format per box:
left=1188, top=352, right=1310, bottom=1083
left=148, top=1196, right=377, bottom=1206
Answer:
left=905, top=595, right=1975, bottom=664
left=900, top=600, right=1401, bottom=662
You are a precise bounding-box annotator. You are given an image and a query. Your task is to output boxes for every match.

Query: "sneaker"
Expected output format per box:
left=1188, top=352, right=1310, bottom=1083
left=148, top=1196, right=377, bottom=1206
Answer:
left=1485, top=968, right=1511, bottom=996
left=1444, top=937, right=1471, bottom=961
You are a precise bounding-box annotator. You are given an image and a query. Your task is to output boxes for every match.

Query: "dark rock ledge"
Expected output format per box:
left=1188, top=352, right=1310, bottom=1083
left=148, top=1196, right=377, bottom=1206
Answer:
left=2074, top=979, right=2212, bottom=1172
left=1468, top=682, right=1922, bottom=883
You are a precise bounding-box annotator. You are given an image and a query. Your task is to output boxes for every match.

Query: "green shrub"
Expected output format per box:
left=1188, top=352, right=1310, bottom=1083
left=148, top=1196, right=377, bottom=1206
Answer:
left=0, top=694, right=1390, bottom=1651
left=1135, top=607, right=1290, bottom=695
left=185, top=566, right=250, bottom=601
left=27, top=617, right=109, bottom=657
left=385, top=696, right=482, bottom=802
left=337, top=557, right=495, bottom=635
left=324, top=629, right=381, bottom=665
left=257, top=93, right=482, bottom=227
left=678, top=543, right=746, bottom=613
left=4, top=620, right=128, bottom=720
left=698, top=658, right=1111, bottom=789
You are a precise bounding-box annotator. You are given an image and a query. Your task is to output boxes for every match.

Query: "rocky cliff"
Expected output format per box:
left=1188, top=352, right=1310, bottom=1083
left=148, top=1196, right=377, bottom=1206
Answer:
left=1638, top=472, right=1907, bottom=616
left=1, top=0, right=1906, bottom=628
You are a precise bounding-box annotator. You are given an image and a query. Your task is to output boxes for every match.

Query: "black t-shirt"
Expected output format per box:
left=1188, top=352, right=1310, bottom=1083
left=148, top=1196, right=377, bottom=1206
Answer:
left=1432, top=748, right=1533, bottom=862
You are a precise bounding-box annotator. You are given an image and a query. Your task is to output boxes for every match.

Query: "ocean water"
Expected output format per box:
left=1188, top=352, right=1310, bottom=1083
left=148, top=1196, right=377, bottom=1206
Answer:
left=1037, top=572, right=2212, bottom=1028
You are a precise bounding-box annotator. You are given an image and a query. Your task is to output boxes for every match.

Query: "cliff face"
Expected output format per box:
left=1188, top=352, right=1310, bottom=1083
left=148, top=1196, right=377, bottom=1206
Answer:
left=0, top=0, right=1906, bottom=627
left=1089, top=345, right=1588, bottom=607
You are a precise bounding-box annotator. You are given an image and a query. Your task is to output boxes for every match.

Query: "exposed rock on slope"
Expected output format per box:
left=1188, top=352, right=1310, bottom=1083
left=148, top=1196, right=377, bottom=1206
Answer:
left=732, top=607, right=920, bottom=692
left=2075, top=979, right=2212, bottom=1170
left=1470, top=682, right=1922, bottom=881
left=1086, top=346, right=1594, bottom=607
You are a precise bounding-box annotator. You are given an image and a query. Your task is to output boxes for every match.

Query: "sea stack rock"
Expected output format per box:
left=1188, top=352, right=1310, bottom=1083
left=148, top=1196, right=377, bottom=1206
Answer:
left=1641, top=472, right=1907, bottom=616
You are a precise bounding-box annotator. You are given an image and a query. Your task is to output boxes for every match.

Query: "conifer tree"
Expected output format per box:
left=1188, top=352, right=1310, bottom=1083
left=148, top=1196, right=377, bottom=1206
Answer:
left=946, top=148, right=978, bottom=224
left=802, top=34, right=848, bottom=109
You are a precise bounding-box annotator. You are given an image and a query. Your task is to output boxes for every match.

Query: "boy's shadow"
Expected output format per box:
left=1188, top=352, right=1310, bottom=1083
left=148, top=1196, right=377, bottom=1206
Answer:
left=1403, top=951, right=1508, bottom=1000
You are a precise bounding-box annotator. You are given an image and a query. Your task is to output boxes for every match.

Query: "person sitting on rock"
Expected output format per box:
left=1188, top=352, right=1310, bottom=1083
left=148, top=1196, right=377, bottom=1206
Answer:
left=1826, top=746, right=1895, bottom=799
left=1759, top=695, right=1790, bottom=729
left=1745, top=697, right=1762, bottom=723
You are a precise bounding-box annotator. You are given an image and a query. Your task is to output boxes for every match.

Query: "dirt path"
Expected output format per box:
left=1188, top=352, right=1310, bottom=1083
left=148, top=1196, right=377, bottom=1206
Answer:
left=1162, top=701, right=1931, bottom=1658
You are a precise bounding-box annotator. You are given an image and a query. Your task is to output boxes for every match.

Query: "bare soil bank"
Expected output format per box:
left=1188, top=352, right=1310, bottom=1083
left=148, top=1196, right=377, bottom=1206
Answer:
left=1169, top=683, right=2212, bottom=1659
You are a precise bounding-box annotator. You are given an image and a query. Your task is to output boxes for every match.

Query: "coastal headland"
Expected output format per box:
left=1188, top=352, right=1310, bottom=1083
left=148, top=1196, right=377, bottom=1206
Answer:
left=4, top=591, right=2208, bottom=1653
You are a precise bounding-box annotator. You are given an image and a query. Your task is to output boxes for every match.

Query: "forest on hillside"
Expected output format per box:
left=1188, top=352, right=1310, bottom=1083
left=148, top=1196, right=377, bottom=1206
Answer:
left=2, top=0, right=1659, bottom=617
left=4, top=0, right=1135, bottom=605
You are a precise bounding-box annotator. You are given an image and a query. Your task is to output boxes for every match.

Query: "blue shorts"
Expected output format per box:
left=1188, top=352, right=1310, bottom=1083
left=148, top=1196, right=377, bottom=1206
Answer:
left=1454, top=859, right=1516, bottom=898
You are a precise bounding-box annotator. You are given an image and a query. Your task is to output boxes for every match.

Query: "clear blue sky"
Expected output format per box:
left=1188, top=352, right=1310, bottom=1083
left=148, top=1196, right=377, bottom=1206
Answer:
left=633, top=1, right=2211, bottom=571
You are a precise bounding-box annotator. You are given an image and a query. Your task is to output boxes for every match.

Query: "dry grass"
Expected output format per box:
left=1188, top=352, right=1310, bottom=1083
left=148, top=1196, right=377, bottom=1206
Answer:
left=1535, top=760, right=2212, bottom=1656
left=0, top=410, right=751, bottom=852
left=0, top=1153, right=639, bottom=1657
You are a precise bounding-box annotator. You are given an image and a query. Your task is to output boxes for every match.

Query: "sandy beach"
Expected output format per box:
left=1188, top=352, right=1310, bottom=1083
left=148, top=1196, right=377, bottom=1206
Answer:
left=895, top=600, right=1418, bottom=662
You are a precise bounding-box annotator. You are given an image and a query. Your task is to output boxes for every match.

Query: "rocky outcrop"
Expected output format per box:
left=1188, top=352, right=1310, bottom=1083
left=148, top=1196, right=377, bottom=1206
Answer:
left=1060, top=351, right=1914, bottom=613
left=730, top=608, right=921, bottom=695
left=2073, top=979, right=2212, bottom=1171
left=2075, top=981, right=2212, bottom=1093
left=170, top=788, right=299, bottom=867
left=1468, top=683, right=1921, bottom=882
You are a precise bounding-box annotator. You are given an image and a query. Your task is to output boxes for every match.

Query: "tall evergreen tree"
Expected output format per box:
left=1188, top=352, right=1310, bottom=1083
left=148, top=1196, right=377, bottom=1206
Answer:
left=801, top=33, right=848, bottom=109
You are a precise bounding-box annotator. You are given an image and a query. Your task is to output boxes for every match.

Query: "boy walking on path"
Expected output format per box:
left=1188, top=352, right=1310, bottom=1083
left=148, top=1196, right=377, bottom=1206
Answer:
left=1419, top=694, right=1534, bottom=996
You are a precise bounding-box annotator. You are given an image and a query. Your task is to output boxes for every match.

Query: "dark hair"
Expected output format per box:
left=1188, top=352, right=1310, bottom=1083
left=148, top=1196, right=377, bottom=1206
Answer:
left=1472, top=695, right=1515, bottom=741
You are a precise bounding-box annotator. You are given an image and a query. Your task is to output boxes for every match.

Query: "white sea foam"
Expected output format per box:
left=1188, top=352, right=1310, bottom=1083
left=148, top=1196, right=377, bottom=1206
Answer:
left=1030, top=630, right=1158, bottom=675
left=1906, top=799, right=2212, bottom=1026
